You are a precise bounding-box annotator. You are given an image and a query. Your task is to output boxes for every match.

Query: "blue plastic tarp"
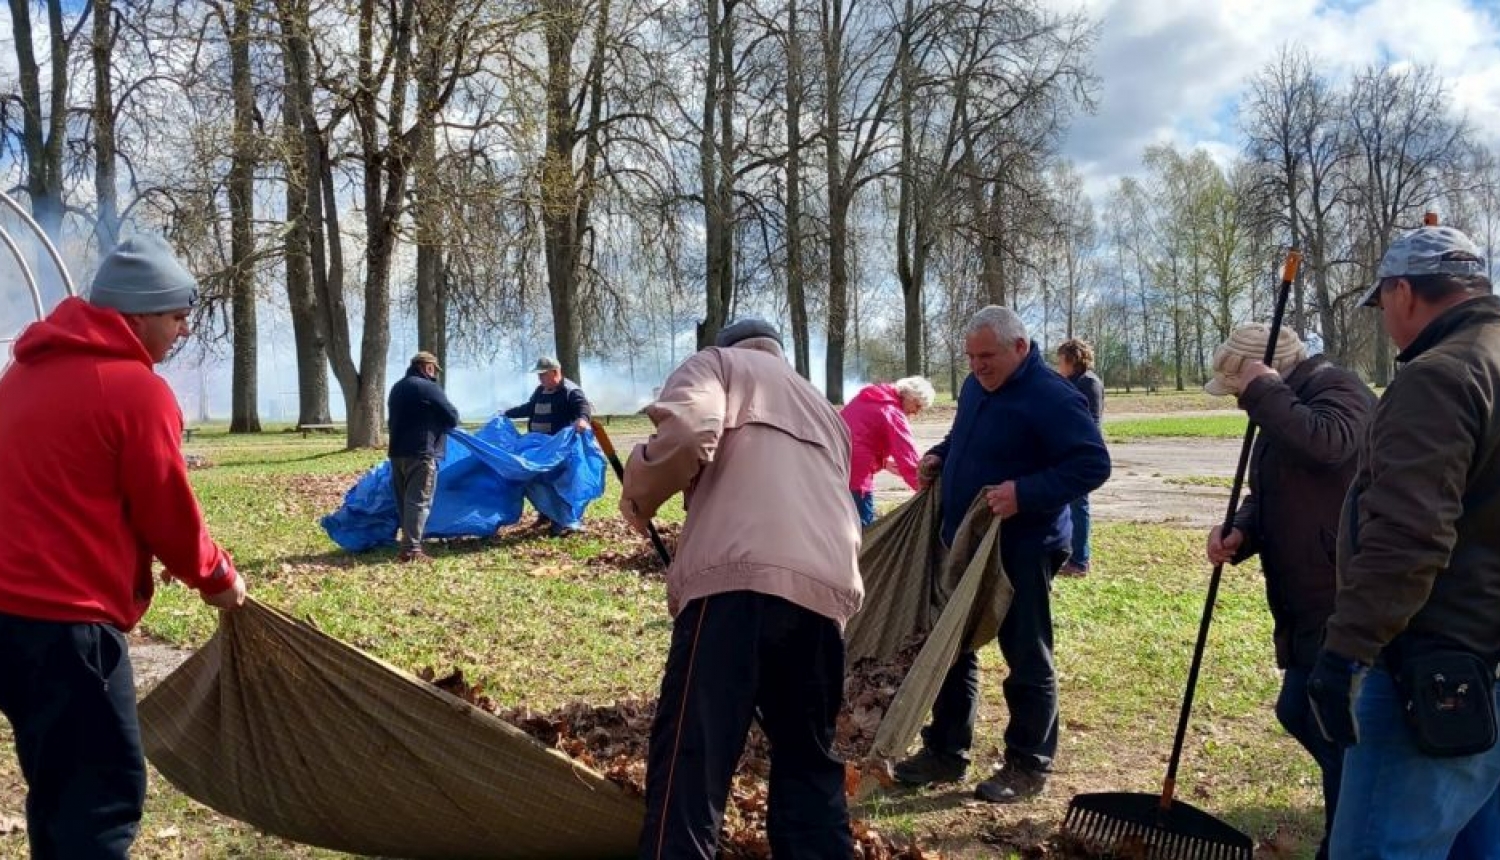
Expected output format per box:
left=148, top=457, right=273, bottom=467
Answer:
left=321, top=417, right=608, bottom=552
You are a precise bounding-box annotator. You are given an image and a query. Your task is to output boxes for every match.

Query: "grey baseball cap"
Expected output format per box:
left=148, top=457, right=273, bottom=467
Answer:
left=1359, top=225, right=1487, bottom=308
left=714, top=318, right=782, bottom=348
left=531, top=356, right=561, bottom=372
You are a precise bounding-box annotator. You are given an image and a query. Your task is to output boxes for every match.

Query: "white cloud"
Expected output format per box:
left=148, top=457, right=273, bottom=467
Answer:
left=1057, top=0, right=1500, bottom=202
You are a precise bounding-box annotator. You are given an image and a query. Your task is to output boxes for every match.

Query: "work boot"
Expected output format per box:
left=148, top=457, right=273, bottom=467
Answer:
left=974, top=762, right=1047, bottom=803
left=1058, top=561, right=1089, bottom=578
left=892, top=748, right=967, bottom=786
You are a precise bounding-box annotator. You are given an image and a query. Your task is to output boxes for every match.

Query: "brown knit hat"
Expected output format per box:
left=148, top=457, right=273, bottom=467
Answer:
left=1204, top=323, right=1307, bottom=396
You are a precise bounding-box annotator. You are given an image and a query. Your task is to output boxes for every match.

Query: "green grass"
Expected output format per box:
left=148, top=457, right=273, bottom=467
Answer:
left=0, top=430, right=1327, bottom=859
left=1105, top=414, right=1248, bottom=443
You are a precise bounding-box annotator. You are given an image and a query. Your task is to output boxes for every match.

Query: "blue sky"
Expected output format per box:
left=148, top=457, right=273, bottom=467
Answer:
left=1053, top=0, right=1500, bottom=199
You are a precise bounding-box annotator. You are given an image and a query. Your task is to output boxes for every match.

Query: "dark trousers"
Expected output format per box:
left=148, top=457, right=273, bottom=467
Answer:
left=0, top=612, right=145, bottom=859
left=1276, top=666, right=1342, bottom=860
left=391, top=455, right=438, bottom=552
left=638, top=592, right=851, bottom=860
left=922, top=539, right=1068, bottom=773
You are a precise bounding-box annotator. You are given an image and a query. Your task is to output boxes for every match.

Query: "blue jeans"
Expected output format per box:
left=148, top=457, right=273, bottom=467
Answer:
left=1278, top=667, right=1344, bottom=859
left=851, top=491, right=875, bottom=527
left=1330, top=668, right=1500, bottom=859
left=1068, top=496, right=1091, bottom=569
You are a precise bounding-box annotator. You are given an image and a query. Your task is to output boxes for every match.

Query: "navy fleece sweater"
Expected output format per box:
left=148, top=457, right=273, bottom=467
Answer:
left=930, top=343, right=1111, bottom=549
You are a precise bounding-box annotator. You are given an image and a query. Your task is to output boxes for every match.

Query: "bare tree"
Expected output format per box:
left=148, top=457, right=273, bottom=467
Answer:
left=89, top=0, right=118, bottom=250
left=226, top=0, right=258, bottom=432
left=1346, top=62, right=1470, bottom=384
left=6, top=0, right=87, bottom=241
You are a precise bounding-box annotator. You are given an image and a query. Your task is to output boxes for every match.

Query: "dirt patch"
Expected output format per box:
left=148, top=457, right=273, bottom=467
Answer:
left=128, top=634, right=193, bottom=693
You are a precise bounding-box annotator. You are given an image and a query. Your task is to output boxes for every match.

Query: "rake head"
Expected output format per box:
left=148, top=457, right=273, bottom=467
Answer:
left=1062, top=792, right=1252, bottom=860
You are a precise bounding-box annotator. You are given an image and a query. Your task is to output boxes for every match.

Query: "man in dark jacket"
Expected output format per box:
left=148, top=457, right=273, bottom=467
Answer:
left=1056, top=338, right=1105, bottom=577
left=505, top=357, right=593, bottom=435
left=896, top=305, right=1110, bottom=803
left=1203, top=322, right=1375, bottom=860
left=504, top=357, right=594, bottom=535
left=388, top=351, right=460, bottom=562
left=1306, top=225, right=1500, bottom=857
left=0, top=235, right=247, bottom=858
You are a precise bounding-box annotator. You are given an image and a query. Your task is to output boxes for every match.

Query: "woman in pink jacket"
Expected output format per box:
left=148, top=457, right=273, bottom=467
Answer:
left=840, top=376, right=935, bottom=525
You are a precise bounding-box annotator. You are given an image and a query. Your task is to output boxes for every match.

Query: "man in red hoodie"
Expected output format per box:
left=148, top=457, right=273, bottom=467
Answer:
left=0, top=234, right=247, bottom=858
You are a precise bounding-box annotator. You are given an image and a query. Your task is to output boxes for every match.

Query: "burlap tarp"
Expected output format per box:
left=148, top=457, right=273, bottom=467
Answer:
left=844, top=483, right=1014, bottom=760
left=139, top=599, right=644, bottom=860
left=138, top=482, right=1009, bottom=857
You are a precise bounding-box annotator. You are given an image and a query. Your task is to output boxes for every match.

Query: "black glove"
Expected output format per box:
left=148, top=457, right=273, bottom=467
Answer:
left=1307, top=648, right=1367, bottom=747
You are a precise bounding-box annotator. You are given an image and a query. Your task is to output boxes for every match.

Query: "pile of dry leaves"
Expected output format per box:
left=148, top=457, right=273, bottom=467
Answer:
left=418, top=656, right=934, bottom=859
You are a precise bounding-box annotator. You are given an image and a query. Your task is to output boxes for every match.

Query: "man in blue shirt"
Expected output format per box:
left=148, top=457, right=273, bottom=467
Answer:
left=388, top=351, right=460, bottom=562
left=894, top=306, right=1110, bottom=803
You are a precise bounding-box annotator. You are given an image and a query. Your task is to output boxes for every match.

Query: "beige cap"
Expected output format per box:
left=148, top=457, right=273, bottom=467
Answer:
left=1204, top=323, right=1307, bottom=396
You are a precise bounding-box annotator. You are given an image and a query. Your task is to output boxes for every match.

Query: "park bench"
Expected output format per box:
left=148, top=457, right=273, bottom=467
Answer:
left=182, top=427, right=198, bottom=444
left=295, top=423, right=344, bottom=439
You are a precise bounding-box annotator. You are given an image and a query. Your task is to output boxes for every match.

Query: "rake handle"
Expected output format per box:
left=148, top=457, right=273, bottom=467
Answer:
left=1159, top=250, right=1300, bottom=812
left=590, top=420, right=672, bottom=568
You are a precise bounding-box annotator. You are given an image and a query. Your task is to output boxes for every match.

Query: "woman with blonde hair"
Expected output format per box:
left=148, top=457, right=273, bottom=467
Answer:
left=839, top=376, right=935, bottom=525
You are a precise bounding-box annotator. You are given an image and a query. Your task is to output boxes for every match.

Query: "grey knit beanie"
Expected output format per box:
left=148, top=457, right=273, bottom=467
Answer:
left=714, top=318, right=782, bottom=348
left=87, top=234, right=200, bottom=314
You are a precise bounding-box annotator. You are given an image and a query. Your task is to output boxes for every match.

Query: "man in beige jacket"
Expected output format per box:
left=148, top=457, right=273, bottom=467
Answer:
left=621, top=318, right=864, bottom=859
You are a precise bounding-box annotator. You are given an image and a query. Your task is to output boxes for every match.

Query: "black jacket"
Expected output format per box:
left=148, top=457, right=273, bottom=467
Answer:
left=1231, top=354, right=1376, bottom=668
left=504, top=380, right=592, bottom=434
left=387, top=369, right=459, bottom=458
left=1067, top=369, right=1105, bottom=425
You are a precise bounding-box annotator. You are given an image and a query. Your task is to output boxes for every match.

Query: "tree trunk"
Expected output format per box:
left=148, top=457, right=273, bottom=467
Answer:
left=281, top=0, right=360, bottom=444
left=980, top=178, right=1006, bottom=305
left=541, top=4, right=584, bottom=380
left=820, top=0, right=846, bottom=404
left=697, top=0, right=734, bottom=350
left=90, top=0, right=118, bottom=250
left=784, top=0, right=809, bottom=377
left=894, top=0, right=921, bottom=375
left=8, top=0, right=69, bottom=243
left=278, top=0, right=330, bottom=425
left=413, top=34, right=445, bottom=367
left=228, top=0, right=260, bottom=433
left=352, top=0, right=416, bottom=445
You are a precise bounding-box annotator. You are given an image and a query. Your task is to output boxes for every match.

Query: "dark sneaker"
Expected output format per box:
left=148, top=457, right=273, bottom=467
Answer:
left=548, top=523, right=582, bottom=538
left=892, top=749, right=967, bottom=786
left=1058, top=562, right=1089, bottom=578
left=974, top=763, right=1047, bottom=803
left=531, top=513, right=553, bottom=529
left=397, top=549, right=433, bottom=564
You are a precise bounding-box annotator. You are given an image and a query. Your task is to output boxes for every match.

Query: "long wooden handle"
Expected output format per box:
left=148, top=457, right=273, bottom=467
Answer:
left=1160, top=246, right=1299, bottom=812
left=590, top=420, right=671, bottom=567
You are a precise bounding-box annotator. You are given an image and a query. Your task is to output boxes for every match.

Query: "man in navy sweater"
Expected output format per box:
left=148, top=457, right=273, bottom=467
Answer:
left=895, top=306, right=1111, bottom=803
left=388, top=351, right=460, bottom=562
